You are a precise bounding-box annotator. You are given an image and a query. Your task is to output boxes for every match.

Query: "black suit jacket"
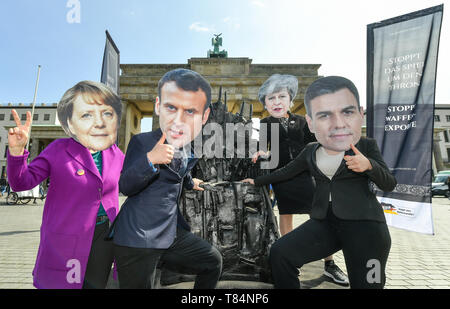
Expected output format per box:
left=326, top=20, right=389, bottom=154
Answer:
left=259, top=112, right=316, bottom=169
left=255, top=137, right=397, bottom=222
left=112, top=129, right=197, bottom=249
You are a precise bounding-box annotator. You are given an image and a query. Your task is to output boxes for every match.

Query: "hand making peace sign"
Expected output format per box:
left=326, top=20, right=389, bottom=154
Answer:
left=8, top=109, right=32, bottom=156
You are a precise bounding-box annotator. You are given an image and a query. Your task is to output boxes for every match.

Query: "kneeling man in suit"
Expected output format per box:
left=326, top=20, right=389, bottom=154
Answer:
left=244, top=76, right=396, bottom=289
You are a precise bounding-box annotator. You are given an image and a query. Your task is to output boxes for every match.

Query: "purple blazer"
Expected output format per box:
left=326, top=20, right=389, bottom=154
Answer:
left=7, top=138, right=124, bottom=289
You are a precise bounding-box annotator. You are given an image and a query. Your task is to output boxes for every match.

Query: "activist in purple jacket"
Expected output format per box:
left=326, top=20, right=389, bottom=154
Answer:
left=7, top=81, right=124, bottom=289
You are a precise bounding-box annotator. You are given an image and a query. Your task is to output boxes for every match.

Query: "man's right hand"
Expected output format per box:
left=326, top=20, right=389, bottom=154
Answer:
left=8, top=109, right=31, bottom=156
left=242, top=178, right=255, bottom=185
left=251, top=150, right=269, bottom=163
left=147, top=132, right=175, bottom=165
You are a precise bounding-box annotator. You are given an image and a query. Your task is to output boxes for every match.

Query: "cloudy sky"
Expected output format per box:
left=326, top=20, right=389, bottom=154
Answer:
left=1, top=0, right=449, bottom=131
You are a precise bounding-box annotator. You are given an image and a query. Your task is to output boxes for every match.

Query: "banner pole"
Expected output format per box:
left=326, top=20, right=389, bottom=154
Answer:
left=26, top=65, right=41, bottom=153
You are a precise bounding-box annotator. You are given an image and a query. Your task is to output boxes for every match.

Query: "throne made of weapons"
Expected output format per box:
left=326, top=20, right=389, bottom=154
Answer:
left=159, top=88, right=279, bottom=286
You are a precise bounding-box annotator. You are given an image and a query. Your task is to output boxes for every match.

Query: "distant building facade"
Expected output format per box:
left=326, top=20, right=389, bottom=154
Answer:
left=1, top=67, right=447, bottom=178
left=433, top=104, right=450, bottom=172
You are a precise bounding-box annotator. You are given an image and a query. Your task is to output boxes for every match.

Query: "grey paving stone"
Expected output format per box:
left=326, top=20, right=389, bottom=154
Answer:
left=1, top=195, right=450, bottom=289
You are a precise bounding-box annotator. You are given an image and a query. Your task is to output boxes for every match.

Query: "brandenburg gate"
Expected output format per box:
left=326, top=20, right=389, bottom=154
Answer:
left=118, top=40, right=321, bottom=152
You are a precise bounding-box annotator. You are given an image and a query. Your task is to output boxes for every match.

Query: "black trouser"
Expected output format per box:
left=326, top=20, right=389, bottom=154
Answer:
left=270, top=206, right=391, bottom=289
left=82, top=221, right=114, bottom=289
left=113, top=227, right=223, bottom=289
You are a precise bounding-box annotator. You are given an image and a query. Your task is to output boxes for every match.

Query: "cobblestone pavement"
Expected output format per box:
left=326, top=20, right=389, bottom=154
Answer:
left=0, top=195, right=449, bottom=289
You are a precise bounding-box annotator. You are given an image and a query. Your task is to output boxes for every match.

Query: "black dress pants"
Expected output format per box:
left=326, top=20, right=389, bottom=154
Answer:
left=113, top=227, right=223, bottom=289
left=83, top=221, right=114, bottom=289
left=270, top=206, right=391, bottom=289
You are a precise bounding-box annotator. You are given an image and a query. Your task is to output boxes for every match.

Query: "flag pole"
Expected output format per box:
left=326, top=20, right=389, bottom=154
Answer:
left=26, top=65, right=41, bottom=152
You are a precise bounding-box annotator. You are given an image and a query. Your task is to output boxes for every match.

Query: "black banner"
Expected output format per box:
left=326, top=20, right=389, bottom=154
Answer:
left=366, top=5, right=443, bottom=234
left=101, top=30, right=120, bottom=94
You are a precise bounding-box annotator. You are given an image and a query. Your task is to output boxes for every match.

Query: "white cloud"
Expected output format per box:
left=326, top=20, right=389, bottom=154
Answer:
left=251, top=0, right=266, bottom=8
left=189, top=22, right=213, bottom=32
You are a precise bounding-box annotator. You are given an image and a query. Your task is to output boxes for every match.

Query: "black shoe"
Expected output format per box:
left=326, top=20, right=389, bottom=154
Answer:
left=324, top=260, right=349, bottom=286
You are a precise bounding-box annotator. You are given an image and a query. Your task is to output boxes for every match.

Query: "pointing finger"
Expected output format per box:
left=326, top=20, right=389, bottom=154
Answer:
left=158, top=132, right=166, bottom=145
left=350, top=144, right=361, bottom=155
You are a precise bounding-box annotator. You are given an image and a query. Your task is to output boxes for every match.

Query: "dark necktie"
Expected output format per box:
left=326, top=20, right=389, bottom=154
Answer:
left=171, top=156, right=187, bottom=176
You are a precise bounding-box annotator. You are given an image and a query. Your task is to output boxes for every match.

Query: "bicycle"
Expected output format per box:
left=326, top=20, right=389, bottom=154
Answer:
left=6, top=184, right=44, bottom=205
